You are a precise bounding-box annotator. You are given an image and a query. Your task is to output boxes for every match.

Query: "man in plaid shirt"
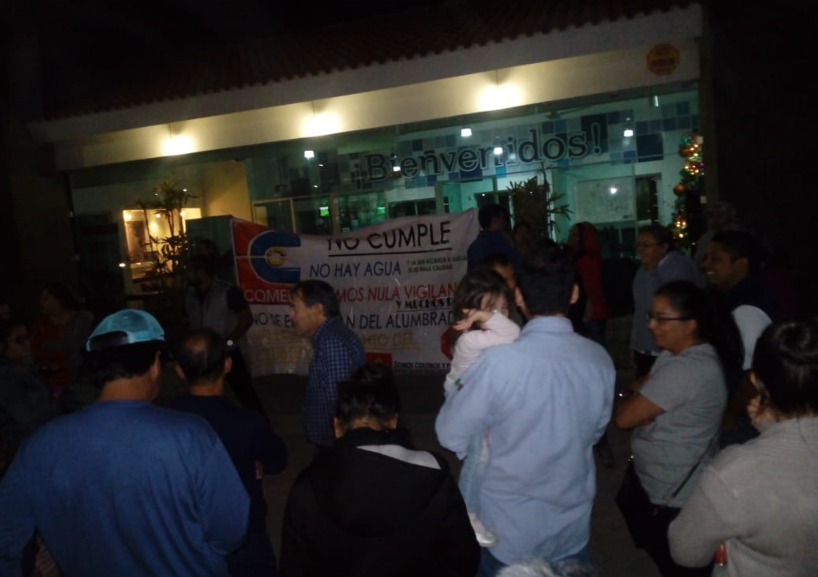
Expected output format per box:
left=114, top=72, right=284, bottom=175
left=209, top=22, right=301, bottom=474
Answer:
left=289, top=280, right=366, bottom=449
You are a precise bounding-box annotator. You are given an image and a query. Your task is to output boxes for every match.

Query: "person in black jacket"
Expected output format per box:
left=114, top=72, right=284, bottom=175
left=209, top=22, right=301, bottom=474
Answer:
left=279, top=364, right=480, bottom=577
left=171, top=327, right=288, bottom=577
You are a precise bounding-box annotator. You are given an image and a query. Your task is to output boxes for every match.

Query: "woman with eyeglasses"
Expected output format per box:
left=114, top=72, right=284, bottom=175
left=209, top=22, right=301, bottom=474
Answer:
left=614, top=281, right=743, bottom=577
left=631, top=224, right=702, bottom=378
left=1, top=318, right=58, bottom=469
left=668, top=317, right=818, bottom=575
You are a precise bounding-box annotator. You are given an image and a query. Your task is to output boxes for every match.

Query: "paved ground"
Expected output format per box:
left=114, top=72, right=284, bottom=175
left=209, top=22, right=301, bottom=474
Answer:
left=158, top=366, right=660, bottom=577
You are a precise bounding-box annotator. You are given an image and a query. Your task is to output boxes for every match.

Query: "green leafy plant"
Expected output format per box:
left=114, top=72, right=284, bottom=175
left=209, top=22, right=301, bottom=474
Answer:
left=507, top=161, right=572, bottom=243
left=132, top=178, right=197, bottom=338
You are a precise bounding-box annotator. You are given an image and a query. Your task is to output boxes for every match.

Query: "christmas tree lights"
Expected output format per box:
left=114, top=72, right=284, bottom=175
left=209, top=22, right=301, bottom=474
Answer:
left=671, top=131, right=704, bottom=252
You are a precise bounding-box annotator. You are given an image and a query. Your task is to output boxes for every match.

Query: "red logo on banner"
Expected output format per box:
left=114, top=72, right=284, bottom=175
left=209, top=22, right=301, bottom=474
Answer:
left=366, top=351, right=393, bottom=366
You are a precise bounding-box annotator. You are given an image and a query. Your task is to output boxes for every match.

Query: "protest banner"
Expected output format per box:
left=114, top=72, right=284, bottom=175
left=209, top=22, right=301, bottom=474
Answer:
left=232, top=209, right=479, bottom=376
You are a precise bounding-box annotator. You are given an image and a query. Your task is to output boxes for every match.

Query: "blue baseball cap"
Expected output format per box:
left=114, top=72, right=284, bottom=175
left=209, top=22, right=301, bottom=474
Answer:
left=86, top=309, right=165, bottom=352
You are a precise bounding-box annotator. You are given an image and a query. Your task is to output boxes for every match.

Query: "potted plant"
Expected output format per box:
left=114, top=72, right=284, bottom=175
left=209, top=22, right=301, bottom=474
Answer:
left=132, top=178, right=197, bottom=345
left=506, top=161, right=572, bottom=245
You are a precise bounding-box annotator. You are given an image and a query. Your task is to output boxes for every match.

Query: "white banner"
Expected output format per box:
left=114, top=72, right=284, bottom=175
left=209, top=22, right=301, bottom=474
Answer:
left=232, top=209, right=479, bottom=376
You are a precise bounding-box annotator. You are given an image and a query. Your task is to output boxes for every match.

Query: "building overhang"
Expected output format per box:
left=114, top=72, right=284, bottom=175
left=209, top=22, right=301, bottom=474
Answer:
left=29, top=4, right=702, bottom=171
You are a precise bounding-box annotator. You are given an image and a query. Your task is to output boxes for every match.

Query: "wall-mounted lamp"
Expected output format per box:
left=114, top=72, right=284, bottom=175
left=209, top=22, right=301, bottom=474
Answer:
left=478, top=70, right=523, bottom=112
left=162, top=124, right=194, bottom=156
left=303, top=101, right=341, bottom=137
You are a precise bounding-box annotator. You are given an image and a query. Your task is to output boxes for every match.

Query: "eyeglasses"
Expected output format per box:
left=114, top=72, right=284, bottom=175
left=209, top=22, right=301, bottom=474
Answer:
left=5, top=334, right=30, bottom=345
left=646, top=313, right=691, bottom=323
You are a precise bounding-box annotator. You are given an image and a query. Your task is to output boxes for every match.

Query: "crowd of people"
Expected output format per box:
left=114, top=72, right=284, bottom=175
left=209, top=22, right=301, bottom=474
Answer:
left=0, top=202, right=816, bottom=577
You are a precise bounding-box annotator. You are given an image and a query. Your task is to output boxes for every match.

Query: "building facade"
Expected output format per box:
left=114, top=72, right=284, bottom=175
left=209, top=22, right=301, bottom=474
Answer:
left=10, top=1, right=711, bottom=315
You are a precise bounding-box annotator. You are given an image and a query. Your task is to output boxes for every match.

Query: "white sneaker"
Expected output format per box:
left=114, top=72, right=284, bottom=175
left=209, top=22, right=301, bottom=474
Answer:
left=468, top=512, right=498, bottom=547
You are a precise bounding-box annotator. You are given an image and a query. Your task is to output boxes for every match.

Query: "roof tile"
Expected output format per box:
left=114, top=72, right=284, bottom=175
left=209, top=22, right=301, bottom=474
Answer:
left=40, top=0, right=696, bottom=121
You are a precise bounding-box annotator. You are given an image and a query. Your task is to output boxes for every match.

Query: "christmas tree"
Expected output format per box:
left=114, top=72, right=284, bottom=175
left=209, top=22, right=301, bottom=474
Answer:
left=671, top=131, right=704, bottom=253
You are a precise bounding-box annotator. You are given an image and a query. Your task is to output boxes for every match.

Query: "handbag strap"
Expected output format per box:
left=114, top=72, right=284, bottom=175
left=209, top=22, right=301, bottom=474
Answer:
left=665, top=433, right=717, bottom=503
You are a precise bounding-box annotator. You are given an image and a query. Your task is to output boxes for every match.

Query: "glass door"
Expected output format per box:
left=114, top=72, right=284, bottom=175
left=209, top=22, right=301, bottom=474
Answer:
left=252, top=199, right=295, bottom=232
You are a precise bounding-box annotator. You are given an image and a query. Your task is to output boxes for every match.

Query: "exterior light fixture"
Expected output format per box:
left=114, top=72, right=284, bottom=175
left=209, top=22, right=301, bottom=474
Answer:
left=493, top=144, right=503, bottom=156
left=623, top=129, right=634, bottom=138
left=304, top=150, right=315, bottom=159
left=461, top=127, right=472, bottom=137
left=162, top=124, right=194, bottom=156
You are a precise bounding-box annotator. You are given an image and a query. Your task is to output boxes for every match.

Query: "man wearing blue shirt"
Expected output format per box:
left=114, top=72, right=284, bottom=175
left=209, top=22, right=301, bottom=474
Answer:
left=0, top=308, right=249, bottom=577
left=436, top=251, right=615, bottom=576
left=289, top=279, right=366, bottom=449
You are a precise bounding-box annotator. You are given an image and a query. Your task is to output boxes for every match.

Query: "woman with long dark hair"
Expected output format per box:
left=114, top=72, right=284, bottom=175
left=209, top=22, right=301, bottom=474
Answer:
left=566, top=222, right=615, bottom=467
left=669, top=317, right=818, bottom=575
left=566, top=222, right=609, bottom=348
left=614, top=280, right=742, bottom=576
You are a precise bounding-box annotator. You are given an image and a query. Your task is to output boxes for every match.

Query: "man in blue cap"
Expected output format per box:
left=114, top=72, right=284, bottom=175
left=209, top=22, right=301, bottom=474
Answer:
left=0, top=308, right=249, bottom=577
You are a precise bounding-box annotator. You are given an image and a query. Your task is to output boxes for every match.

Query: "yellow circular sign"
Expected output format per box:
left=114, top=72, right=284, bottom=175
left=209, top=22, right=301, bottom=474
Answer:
left=647, top=44, right=679, bottom=76
left=265, top=246, right=287, bottom=267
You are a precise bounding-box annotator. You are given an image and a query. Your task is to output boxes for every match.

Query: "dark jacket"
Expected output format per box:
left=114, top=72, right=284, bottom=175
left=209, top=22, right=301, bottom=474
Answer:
left=723, top=274, right=780, bottom=322
left=169, top=394, right=287, bottom=533
left=467, top=229, right=518, bottom=271
left=279, top=427, right=479, bottom=577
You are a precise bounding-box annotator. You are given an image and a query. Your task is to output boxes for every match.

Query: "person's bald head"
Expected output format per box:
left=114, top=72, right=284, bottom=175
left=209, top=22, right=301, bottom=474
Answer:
left=174, top=328, right=231, bottom=387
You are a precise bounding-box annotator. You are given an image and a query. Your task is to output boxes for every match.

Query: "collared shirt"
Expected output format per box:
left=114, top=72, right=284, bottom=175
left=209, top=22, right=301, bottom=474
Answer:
left=631, top=250, right=702, bottom=354
left=304, top=316, right=367, bottom=447
left=435, top=316, right=615, bottom=565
